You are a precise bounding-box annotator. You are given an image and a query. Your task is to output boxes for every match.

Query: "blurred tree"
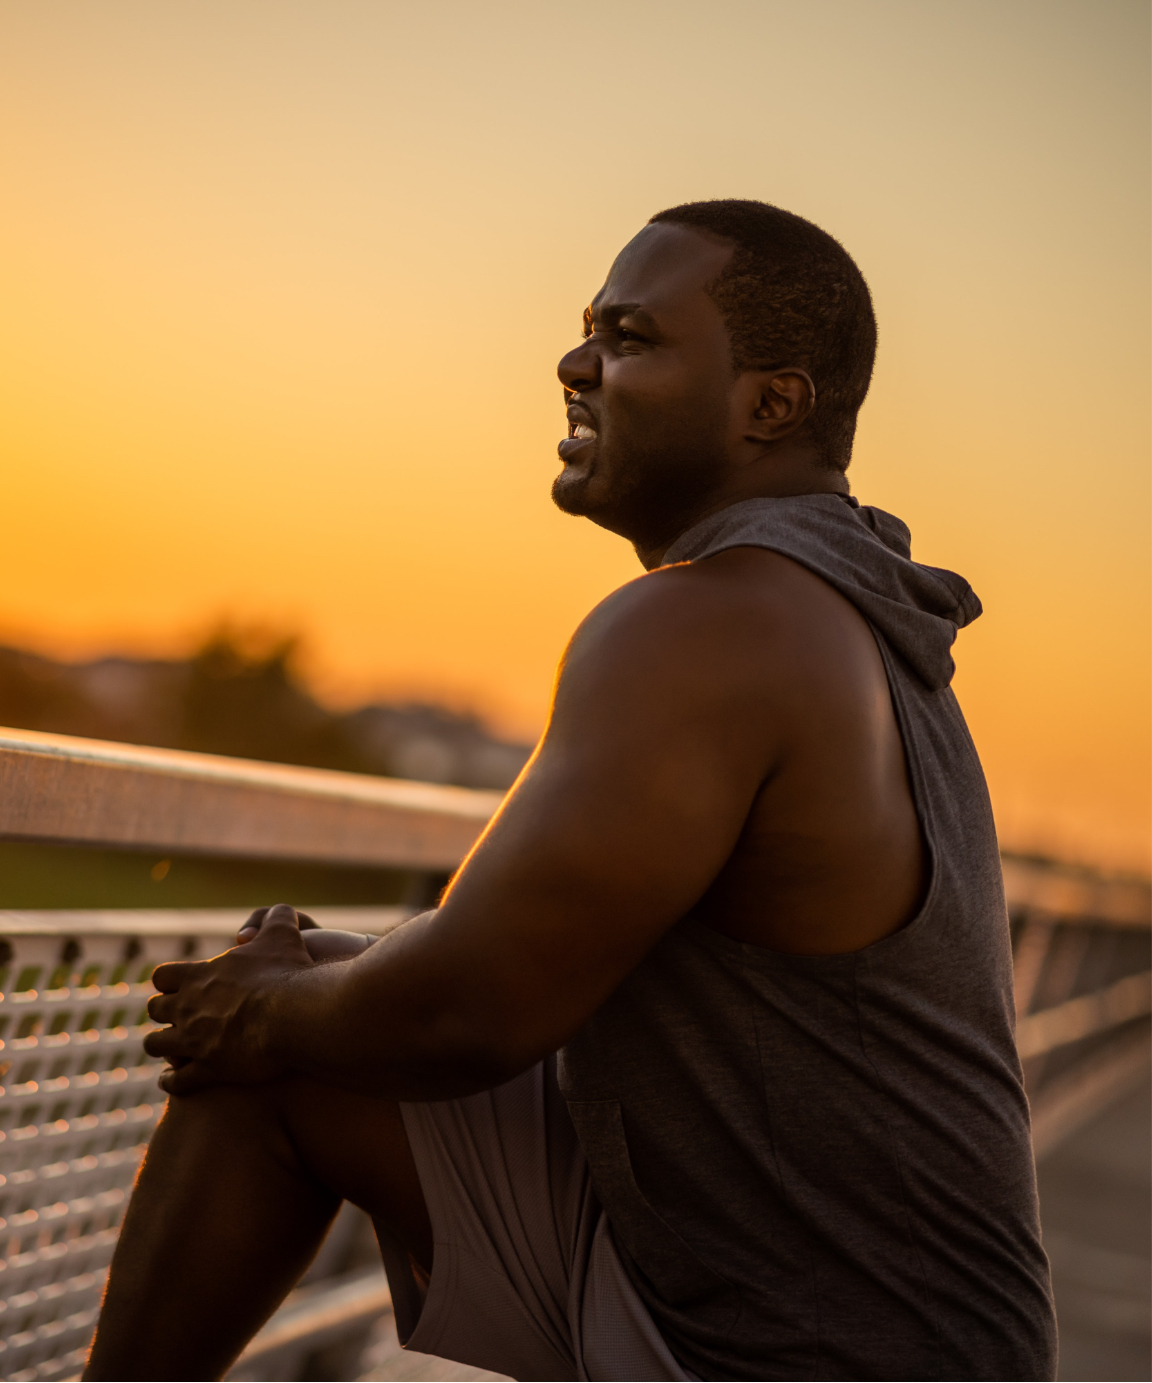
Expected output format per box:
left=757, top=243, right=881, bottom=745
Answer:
left=174, top=627, right=357, bottom=770
left=0, top=628, right=530, bottom=787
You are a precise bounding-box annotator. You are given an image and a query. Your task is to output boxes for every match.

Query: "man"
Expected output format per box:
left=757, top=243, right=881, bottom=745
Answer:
left=85, top=200, right=1056, bottom=1381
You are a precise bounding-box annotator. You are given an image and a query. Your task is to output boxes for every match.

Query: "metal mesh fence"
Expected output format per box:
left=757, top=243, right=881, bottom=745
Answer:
left=0, top=908, right=406, bottom=1382
left=0, top=928, right=184, bottom=1381
left=0, top=888, right=1141, bottom=1381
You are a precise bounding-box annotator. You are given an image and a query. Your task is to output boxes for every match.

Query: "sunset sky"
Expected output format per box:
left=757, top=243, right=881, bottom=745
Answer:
left=1, top=0, right=1148, bottom=872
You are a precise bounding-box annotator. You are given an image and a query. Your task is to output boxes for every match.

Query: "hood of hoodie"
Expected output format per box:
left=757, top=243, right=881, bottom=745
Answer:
left=661, top=494, right=981, bottom=691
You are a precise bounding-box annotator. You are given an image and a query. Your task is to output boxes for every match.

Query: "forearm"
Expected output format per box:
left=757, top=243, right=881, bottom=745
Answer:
left=258, top=911, right=518, bottom=1100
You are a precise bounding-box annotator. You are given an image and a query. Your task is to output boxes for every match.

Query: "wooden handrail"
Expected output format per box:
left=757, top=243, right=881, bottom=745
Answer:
left=0, top=728, right=1148, bottom=926
left=0, top=726, right=502, bottom=872
left=1001, top=855, right=1151, bottom=929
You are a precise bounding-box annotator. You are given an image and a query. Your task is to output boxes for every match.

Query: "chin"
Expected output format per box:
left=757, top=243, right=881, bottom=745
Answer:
left=552, top=473, right=640, bottom=544
left=551, top=465, right=599, bottom=518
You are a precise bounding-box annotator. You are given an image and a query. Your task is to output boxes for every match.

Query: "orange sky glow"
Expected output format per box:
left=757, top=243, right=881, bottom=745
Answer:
left=1, top=0, right=1148, bottom=873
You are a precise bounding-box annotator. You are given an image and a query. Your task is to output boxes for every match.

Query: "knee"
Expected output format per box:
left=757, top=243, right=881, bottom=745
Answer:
left=151, top=1079, right=300, bottom=1158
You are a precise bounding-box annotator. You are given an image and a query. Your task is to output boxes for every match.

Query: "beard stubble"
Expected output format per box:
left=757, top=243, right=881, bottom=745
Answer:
left=552, top=401, right=728, bottom=553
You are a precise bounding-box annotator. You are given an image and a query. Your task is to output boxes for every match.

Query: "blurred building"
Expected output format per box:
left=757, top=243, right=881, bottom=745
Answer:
left=0, top=634, right=533, bottom=791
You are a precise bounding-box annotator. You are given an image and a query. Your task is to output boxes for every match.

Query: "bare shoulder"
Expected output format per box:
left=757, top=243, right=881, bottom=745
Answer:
left=560, top=545, right=871, bottom=691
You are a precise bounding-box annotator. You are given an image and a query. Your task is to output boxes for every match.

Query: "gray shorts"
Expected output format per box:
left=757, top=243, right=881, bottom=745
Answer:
left=387, top=1057, right=694, bottom=1382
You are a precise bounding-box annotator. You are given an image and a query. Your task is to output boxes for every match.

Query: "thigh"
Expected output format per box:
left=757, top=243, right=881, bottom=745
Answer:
left=271, top=1076, right=433, bottom=1272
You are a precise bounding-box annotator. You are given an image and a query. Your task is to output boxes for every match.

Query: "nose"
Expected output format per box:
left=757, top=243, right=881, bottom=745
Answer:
left=557, top=339, right=601, bottom=394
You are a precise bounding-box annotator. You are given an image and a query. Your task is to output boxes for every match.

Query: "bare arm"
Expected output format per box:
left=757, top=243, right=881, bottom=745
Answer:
left=146, top=561, right=788, bottom=1098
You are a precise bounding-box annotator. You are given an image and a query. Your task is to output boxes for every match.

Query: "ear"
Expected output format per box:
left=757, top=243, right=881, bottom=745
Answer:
left=740, top=368, right=816, bottom=445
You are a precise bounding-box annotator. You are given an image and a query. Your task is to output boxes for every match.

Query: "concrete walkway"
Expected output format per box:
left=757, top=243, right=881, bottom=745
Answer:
left=1038, top=1080, right=1151, bottom=1381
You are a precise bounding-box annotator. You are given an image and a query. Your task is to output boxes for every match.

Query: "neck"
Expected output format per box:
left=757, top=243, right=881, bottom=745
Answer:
left=635, top=463, right=850, bottom=570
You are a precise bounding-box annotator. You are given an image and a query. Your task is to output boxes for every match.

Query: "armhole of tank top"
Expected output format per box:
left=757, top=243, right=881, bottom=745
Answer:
left=867, top=623, right=942, bottom=946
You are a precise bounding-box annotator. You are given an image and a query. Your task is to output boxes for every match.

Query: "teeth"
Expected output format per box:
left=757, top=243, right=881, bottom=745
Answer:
left=573, top=423, right=596, bottom=440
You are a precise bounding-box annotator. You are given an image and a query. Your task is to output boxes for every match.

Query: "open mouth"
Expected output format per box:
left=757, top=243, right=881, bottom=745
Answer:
left=559, top=406, right=598, bottom=462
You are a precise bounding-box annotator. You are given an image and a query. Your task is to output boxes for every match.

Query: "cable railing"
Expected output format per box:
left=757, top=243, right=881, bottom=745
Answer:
left=0, top=726, right=1147, bottom=1381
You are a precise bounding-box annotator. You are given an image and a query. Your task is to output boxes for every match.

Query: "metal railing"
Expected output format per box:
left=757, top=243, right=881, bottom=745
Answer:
left=0, top=727, right=1147, bottom=1380
left=0, top=908, right=415, bottom=1382
left=0, top=727, right=498, bottom=1381
left=1004, top=856, right=1151, bottom=1158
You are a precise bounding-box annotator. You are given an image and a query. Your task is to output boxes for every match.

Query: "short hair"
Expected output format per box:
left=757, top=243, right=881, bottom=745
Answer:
left=648, top=199, right=876, bottom=471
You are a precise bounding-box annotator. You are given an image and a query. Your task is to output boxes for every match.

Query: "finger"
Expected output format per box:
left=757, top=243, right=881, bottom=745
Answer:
left=151, top=960, right=204, bottom=993
left=146, top=993, right=176, bottom=1024
left=144, top=1026, right=188, bottom=1062
left=159, top=1062, right=215, bottom=1097
left=238, top=904, right=317, bottom=943
left=250, top=904, right=307, bottom=942
left=237, top=906, right=271, bottom=944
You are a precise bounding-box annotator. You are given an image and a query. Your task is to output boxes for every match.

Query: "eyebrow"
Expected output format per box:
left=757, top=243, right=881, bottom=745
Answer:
left=583, top=301, right=662, bottom=336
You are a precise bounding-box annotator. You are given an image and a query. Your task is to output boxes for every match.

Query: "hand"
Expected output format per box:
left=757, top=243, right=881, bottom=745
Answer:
left=145, top=904, right=315, bottom=1096
left=237, top=907, right=375, bottom=965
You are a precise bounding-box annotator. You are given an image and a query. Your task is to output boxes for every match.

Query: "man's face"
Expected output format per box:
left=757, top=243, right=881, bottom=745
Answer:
left=553, top=223, right=737, bottom=552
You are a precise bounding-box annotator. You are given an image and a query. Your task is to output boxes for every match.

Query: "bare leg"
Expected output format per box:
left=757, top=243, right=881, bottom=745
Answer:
left=84, top=1079, right=432, bottom=1382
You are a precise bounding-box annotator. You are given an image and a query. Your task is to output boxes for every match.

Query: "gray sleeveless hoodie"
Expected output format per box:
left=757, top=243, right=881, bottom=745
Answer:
left=558, top=495, right=1057, bottom=1381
